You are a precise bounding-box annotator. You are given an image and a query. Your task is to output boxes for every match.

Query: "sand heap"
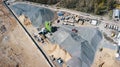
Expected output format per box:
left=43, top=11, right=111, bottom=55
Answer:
left=44, top=44, right=72, bottom=62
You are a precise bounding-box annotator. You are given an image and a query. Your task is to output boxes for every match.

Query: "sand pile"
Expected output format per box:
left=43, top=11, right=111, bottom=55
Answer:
left=44, top=44, right=72, bottom=62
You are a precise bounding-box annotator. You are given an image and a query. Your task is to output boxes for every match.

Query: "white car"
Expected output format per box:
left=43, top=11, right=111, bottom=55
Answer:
left=62, top=22, right=68, bottom=25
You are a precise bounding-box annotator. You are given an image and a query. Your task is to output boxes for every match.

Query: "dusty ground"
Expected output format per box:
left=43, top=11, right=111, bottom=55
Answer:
left=18, top=12, right=120, bottom=67
left=0, top=3, right=50, bottom=67
left=1, top=1, right=120, bottom=67
left=92, top=48, right=120, bottom=67
left=18, top=14, right=72, bottom=67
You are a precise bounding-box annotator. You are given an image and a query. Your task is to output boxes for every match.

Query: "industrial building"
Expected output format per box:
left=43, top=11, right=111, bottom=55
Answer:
left=113, top=9, right=120, bottom=21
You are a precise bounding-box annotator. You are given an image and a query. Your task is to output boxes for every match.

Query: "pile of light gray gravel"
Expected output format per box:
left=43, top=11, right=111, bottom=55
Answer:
left=49, top=25, right=102, bottom=67
left=10, top=2, right=103, bottom=67
left=10, top=3, right=54, bottom=27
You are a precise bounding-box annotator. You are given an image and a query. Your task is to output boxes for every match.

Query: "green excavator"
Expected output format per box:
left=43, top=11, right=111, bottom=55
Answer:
left=45, top=21, right=52, bottom=33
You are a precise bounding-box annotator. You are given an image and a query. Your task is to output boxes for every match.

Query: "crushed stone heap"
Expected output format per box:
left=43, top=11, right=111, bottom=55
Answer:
left=49, top=25, right=103, bottom=67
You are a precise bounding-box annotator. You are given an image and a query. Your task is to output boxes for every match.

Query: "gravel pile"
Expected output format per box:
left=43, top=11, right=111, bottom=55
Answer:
left=49, top=25, right=103, bottom=67
left=10, top=3, right=54, bottom=27
left=10, top=3, right=102, bottom=67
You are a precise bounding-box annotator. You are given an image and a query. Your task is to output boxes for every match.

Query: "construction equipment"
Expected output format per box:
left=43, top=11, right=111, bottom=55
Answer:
left=111, top=32, right=116, bottom=37
left=45, top=21, right=52, bottom=33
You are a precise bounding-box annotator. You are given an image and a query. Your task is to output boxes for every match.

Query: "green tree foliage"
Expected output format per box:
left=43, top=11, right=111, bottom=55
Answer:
left=58, top=0, right=118, bottom=15
left=28, top=0, right=119, bottom=15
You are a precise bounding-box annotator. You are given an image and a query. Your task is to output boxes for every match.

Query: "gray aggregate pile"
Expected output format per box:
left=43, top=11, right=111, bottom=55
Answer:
left=49, top=25, right=103, bottom=67
left=10, top=3, right=103, bottom=67
left=10, top=3, right=54, bottom=27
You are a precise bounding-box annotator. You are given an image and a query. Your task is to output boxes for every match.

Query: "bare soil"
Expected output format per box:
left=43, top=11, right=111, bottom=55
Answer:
left=0, top=3, right=50, bottom=67
left=92, top=48, right=120, bottom=67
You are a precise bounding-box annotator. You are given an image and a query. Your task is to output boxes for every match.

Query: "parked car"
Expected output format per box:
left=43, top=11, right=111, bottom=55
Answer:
left=62, top=22, right=68, bottom=25
left=104, top=24, right=108, bottom=28
left=72, top=28, right=78, bottom=33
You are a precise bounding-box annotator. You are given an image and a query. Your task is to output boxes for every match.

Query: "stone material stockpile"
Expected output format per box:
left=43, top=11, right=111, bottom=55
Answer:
left=49, top=25, right=103, bottom=67
left=10, top=3, right=54, bottom=27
